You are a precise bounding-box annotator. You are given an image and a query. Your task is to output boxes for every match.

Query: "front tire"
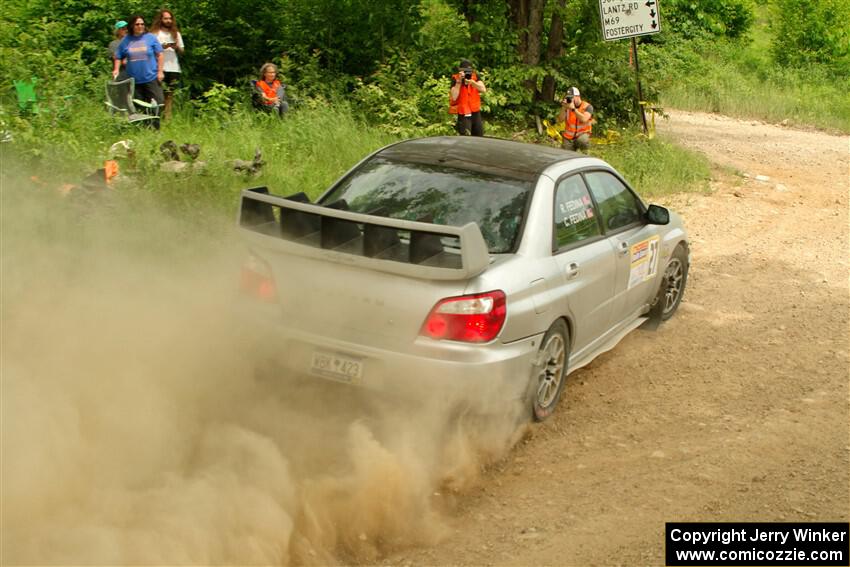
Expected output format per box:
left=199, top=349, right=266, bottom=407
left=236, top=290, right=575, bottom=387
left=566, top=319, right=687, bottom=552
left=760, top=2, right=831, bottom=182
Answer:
left=532, top=320, right=570, bottom=422
left=653, top=244, right=689, bottom=321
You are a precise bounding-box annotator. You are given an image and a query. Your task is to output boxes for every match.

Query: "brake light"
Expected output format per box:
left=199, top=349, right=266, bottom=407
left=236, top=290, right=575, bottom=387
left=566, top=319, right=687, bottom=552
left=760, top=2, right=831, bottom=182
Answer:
left=421, top=290, right=506, bottom=343
left=240, top=254, right=277, bottom=302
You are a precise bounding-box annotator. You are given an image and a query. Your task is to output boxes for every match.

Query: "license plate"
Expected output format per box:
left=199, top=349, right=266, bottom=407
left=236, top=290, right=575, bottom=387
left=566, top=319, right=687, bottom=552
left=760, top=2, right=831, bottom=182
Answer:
left=310, top=351, right=364, bottom=383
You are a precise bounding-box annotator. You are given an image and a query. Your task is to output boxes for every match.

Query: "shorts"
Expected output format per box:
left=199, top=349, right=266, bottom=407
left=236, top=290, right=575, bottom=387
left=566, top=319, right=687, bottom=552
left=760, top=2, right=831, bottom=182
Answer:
left=162, top=72, right=181, bottom=92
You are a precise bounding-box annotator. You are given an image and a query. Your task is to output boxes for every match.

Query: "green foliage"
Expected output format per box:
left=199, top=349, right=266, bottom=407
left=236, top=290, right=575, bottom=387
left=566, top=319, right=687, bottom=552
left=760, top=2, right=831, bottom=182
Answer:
left=191, top=82, right=241, bottom=116
left=3, top=0, right=848, bottom=175
left=662, top=0, right=755, bottom=39
left=459, top=0, right=519, bottom=69
left=350, top=70, right=454, bottom=137
left=770, top=0, right=850, bottom=71
left=642, top=26, right=850, bottom=132
left=414, top=0, right=471, bottom=75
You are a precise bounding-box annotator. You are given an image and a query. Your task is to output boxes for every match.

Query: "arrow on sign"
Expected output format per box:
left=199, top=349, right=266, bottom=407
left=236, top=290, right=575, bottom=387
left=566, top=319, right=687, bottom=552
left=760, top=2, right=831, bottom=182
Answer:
left=651, top=20, right=657, bottom=28
left=650, top=9, right=656, bottom=17
left=645, top=0, right=656, bottom=6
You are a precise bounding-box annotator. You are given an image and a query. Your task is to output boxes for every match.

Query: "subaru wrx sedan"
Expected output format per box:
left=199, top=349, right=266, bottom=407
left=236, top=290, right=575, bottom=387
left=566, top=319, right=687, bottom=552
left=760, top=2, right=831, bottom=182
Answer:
left=238, top=136, right=688, bottom=420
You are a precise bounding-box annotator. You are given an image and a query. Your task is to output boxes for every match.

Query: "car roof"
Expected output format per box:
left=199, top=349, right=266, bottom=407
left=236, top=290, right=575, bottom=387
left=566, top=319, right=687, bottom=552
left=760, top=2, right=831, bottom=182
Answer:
left=376, top=136, right=584, bottom=182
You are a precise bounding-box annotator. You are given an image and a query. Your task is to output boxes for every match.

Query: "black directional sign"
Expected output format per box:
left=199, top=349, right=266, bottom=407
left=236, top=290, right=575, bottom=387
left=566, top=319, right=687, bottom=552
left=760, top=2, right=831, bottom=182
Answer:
left=598, top=0, right=662, bottom=41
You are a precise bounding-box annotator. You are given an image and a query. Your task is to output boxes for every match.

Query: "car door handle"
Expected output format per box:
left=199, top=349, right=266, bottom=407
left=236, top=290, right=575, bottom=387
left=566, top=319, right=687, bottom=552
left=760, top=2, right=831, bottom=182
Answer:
left=618, top=241, right=630, bottom=256
left=566, top=262, right=579, bottom=279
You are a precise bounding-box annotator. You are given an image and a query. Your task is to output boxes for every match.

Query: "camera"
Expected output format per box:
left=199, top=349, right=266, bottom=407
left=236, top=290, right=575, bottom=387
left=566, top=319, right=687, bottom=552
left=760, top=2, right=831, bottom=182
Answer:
left=463, top=69, right=473, bottom=80
left=564, top=96, right=573, bottom=104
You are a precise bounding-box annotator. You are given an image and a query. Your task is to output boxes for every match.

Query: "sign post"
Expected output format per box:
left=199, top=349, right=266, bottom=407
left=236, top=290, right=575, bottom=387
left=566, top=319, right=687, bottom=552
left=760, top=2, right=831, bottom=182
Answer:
left=597, top=0, right=661, bottom=135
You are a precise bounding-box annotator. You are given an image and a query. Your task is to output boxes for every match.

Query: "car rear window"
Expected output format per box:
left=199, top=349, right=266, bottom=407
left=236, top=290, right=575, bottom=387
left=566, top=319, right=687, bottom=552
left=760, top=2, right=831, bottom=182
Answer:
left=320, top=157, right=532, bottom=253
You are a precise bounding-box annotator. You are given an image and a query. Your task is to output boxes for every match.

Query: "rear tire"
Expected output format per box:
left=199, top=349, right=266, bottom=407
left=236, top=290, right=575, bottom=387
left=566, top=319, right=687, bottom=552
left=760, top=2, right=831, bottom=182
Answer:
left=531, top=320, right=570, bottom=422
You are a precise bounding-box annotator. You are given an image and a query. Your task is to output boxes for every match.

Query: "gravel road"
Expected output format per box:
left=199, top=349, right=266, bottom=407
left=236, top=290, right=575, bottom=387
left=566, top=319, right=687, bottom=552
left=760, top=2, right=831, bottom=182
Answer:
left=390, top=110, right=850, bottom=566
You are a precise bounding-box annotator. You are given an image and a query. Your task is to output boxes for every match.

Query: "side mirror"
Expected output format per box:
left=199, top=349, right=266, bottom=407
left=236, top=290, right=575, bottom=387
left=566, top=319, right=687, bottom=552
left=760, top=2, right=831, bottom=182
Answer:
left=645, top=204, right=670, bottom=225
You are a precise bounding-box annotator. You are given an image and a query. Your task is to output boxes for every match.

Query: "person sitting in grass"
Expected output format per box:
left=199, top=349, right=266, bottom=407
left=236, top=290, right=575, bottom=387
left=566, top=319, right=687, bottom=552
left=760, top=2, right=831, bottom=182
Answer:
left=252, top=63, right=289, bottom=117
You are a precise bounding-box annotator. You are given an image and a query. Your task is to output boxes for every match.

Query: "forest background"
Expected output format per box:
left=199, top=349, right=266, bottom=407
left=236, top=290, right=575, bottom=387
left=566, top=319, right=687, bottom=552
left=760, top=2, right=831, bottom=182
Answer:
left=1, top=0, right=848, bottom=207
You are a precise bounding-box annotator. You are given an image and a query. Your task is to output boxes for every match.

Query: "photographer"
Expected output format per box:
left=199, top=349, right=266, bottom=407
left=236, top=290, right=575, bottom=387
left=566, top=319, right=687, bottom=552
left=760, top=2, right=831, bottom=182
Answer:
left=449, top=59, right=486, bottom=136
left=557, top=86, right=594, bottom=152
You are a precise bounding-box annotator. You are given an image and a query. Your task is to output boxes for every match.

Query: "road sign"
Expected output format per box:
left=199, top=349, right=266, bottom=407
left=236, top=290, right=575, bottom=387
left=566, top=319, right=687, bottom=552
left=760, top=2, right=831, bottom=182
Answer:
left=598, top=0, right=661, bottom=41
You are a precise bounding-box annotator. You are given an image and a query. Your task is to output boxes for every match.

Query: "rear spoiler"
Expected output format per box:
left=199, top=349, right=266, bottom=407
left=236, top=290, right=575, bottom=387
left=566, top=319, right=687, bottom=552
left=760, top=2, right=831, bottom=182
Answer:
left=238, top=187, right=491, bottom=281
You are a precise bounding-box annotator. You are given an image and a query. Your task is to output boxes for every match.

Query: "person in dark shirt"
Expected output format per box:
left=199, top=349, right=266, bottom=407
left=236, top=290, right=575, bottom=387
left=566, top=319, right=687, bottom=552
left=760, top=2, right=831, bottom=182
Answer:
left=108, top=20, right=128, bottom=80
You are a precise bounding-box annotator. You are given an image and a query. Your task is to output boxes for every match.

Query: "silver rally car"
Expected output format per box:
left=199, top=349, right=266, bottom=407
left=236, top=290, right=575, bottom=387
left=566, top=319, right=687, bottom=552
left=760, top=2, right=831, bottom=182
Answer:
left=238, top=136, right=688, bottom=420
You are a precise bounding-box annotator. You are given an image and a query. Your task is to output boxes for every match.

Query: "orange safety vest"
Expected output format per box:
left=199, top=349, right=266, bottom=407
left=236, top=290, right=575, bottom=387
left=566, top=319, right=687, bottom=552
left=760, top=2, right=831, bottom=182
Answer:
left=448, top=73, right=482, bottom=115
left=257, top=80, right=281, bottom=105
left=562, top=100, right=592, bottom=140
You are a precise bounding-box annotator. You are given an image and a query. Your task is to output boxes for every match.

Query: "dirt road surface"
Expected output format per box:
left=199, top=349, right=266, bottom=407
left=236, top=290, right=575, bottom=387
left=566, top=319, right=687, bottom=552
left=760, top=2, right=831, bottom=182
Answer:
left=391, top=110, right=850, bottom=565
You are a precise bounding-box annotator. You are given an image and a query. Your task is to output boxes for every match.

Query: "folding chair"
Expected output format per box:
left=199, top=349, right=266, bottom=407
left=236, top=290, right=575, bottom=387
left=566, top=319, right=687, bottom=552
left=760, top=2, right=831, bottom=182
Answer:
left=105, top=78, right=160, bottom=128
left=13, top=78, right=39, bottom=114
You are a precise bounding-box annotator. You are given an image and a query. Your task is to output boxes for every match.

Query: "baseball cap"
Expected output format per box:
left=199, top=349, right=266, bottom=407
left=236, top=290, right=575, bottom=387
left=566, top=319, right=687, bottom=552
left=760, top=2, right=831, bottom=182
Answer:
left=565, top=86, right=580, bottom=97
left=459, top=59, right=472, bottom=69
left=114, top=20, right=128, bottom=30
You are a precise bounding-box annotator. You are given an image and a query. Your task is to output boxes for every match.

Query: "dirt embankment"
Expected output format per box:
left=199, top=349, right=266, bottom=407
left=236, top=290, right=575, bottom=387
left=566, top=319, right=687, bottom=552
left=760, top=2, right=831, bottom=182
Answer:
left=391, top=110, right=850, bottom=566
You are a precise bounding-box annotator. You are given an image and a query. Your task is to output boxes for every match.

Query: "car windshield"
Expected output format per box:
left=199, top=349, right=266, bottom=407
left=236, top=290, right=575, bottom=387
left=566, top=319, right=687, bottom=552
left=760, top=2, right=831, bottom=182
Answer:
left=320, top=157, right=532, bottom=253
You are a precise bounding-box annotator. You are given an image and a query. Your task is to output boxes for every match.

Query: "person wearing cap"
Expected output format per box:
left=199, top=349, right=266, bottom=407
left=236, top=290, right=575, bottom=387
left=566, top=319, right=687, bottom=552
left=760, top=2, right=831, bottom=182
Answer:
left=449, top=59, right=487, bottom=136
left=109, top=20, right=128, bottom=57
left=557, top=87, right=594, bottom=152
left=108, top=21, right=129, bottom=80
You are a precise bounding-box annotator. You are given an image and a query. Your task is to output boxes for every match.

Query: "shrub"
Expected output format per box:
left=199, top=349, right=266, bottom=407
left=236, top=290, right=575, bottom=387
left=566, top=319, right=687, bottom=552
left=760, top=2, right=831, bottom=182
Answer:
left=770, top=0, right=850, bottom=72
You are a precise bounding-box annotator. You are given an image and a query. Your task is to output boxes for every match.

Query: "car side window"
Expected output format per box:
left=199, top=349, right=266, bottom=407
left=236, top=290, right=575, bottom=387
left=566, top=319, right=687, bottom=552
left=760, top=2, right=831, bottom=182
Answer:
left=584, top=171, right=643, bottom=232
left=553, top=174, right=601, bottom=249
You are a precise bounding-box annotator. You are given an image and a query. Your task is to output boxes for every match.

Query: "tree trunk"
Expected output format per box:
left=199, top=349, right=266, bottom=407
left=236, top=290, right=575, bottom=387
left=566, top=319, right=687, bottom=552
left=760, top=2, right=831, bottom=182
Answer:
left=508, top=0, right=529, bottom=59
left=541, top=0, right=565, bottom=102
left=510, top=0, right=546, bottom=96
left=459, top=0, right=481, bottom=43
left=523, top=0, right=545, bottom=66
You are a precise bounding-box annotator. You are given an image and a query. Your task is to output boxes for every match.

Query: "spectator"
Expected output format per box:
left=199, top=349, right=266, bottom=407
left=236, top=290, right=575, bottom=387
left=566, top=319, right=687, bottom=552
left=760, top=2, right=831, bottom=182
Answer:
left=108, top=20, right=128, bottom=80
left=449, top=59, right=486, bottom=136
left=253, top=63, right=289, bottom=117
left=150, top=9, right=184, bottom=120
left=113, top=15, right=164, bottom=111
left=557, top=86, right=594, bottom=152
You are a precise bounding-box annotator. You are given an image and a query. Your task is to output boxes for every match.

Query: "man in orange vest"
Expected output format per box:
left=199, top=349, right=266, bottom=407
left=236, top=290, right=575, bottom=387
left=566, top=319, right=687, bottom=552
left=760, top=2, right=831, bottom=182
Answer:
left=449, top=59, right=487, bottom=136
left=558, top=86, right=594, bottom=152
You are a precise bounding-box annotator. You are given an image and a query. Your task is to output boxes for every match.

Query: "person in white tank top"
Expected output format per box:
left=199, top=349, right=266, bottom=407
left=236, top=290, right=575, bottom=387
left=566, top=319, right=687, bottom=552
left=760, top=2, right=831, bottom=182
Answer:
left=150, top=9, right=184, bottom=120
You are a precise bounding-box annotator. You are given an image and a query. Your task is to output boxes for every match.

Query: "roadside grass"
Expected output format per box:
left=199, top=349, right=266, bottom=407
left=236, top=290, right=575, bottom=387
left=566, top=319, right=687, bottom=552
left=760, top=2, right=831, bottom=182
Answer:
left=592, top=132, right=712, bottom=199
left=3, top=98, right=711, bottom=222
left=4, top=101, right=397, bottom=213
left=654, top=52, right=850, bottom=133
left=642, top=21, right=850, bottom=134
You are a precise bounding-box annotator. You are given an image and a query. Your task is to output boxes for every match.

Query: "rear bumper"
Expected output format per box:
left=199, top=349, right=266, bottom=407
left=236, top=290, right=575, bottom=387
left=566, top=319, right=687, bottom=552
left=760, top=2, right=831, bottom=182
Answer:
left=236, top=305, right=543, bottom=411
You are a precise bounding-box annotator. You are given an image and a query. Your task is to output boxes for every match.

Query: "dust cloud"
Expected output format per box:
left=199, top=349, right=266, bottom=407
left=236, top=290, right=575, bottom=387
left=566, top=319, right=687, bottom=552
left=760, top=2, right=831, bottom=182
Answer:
left=0, top=175, right=523, bottom=565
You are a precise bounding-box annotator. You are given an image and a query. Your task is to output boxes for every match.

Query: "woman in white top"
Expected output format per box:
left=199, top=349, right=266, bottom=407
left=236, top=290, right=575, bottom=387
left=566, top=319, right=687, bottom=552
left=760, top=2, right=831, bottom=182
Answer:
left=150, top=9, right=184, bottom=120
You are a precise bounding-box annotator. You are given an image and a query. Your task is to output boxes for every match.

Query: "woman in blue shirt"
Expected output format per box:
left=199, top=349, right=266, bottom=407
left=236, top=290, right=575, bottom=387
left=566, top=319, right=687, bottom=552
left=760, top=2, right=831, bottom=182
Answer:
left=112, top=15, right=164, bottom=108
